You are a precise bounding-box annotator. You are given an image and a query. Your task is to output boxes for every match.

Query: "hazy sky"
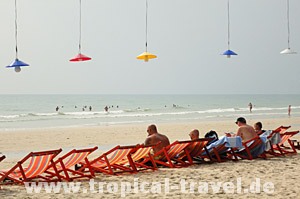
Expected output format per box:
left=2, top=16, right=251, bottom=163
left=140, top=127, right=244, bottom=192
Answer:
left=0, top=0, right=299, bottom=94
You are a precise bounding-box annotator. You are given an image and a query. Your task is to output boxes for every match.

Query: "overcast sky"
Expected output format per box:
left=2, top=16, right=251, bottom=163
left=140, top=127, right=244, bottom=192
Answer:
left=0, top=0, right=299, bottom=94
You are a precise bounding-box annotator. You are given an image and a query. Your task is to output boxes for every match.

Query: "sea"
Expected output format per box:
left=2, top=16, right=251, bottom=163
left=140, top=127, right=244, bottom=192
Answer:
left=0, top=94, right=300, bottom=131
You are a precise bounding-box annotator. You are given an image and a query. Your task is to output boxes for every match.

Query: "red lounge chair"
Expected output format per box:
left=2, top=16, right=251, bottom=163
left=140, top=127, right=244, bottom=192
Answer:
left=199, top=137, right=240, bottom=163
left=203, top=142, right=239, bottom=163
left=233, top=137, right=267, bottom=160
left=273, top=125, right=291, bottom=134
left=257, top=125, right=290, bottom=136
left=107, top=144, right=158, bottom=173
left=260, top=126, right=291, bottom=156
left=45, top=146, right=98, bottom=181
left=80, top=145, right=138, bottom=175
left=141, top=141, right=192, bottom=168
left=0, top=149, right=62, bottom=185
left=175, top=138, right=213, bottom=164
left=272, top=131, right=299, bottom=155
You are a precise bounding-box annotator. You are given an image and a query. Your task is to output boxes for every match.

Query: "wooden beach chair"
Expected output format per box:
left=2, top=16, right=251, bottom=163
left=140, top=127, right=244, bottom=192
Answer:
left=45, top=146, right=98, bottom=181
left=259, top=126, right=291, bottom=157
left=141, top=141, right=192, bottom=168
left=272, top=131, right=299, bottom=155
left=273, top=125, right=291, bottom=134
left=175, top=138, right=213, bottom=164
left=114, top=143, right=158, bottom=173
left=80, top=145, right=139, bottom=175
left=203, top=143, right=235, bottom=162
left=257, top=125, right=290, bottom=136
left=198, top=136, right=241, bottom=163
left=0, top=149, right=62, bottom=185
left=233, top=136, right=267, bottom=160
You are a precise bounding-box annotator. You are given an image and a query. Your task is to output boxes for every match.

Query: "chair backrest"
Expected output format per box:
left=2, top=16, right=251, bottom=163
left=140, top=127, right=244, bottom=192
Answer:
left=91, top=145, right=136, bottom=167
left=129, top=146, right=152, bottom=161
left=24, top=155, right=55, bottom=178
left=14, top=149, right=62, bottom=179
left=178, top=139, right=210, bottom=157
left=211, top=142, right=228, bottom=155
left=109, top=145, right=137, bottom=164
left=117, top=145, right=153, bottom=165
left=273, top=126, right=291, bottom=134
left=279, top=131, right=299, bottom=146
left=166, top=141, right=190, bottom=158
left=55, top=147, right=98, bottom=170
left=243, top=136, right=263, bottom=150
left=63, top=152, right=90, bottom=168
left=265, top=126, right=291, bottom=138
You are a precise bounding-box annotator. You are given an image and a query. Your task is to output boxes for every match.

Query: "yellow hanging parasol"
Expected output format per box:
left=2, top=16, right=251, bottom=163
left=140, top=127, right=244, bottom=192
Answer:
left=136, top=52, right=157, bottom=62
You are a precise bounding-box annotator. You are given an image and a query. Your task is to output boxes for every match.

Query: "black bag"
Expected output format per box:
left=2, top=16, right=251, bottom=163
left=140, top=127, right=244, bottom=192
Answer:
left=204, top=130, right=219, bottom=145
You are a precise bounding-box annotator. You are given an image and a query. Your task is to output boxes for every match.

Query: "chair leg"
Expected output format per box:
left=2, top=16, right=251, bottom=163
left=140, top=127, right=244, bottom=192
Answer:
left=288, top=140, right=297, bottom=154
left=163, top=148, right=174, bottom=168
left=212, top=148, right=222, bottom=163
left=229, top=149, right=238, bottom=161
left=276, top=144, right=285, bottom=156
left=244, top=146, right=253, bottom=160
left=203, top=146, right=213, bottom=162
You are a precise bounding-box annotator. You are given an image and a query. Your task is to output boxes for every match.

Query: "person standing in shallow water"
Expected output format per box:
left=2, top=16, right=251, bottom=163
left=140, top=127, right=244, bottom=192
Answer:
left=288, top=105, right=292, bottom=116
left=248, top=102, right=253, bottom=113
left=104, top=106, right=108, bottom=112
left=56, top=106, right=59, bottom=112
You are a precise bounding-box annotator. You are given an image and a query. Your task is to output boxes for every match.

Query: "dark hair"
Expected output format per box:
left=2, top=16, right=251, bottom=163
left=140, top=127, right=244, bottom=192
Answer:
left=255, top=122, right=262, bottom=129
left=236, top=117, right=246, bottom=124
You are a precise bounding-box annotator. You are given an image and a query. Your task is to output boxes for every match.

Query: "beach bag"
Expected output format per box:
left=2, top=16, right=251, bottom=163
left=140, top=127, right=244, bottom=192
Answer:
left=205, top=130, right=219, bottom=145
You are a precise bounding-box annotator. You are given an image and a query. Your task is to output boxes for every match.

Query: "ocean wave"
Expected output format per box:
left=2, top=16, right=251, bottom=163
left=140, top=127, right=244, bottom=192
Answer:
left=34, top=113, right=59, bottom=116
left=0, top=114, right=21, bottom=119
left=1, top=105, right=300, bottom=122
left=123, top=108, right=151, bottom=112
left=252, top=107, right=289, bottom=111
left=204, top=112, right=300, bottom=119
left=197, top=108, right=237, bottom=114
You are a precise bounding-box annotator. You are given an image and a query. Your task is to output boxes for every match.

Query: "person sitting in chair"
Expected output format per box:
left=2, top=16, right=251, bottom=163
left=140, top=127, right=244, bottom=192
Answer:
left=226, top=117, right=257, bottom=143
left=189, top=129, right=200, bottom=140
left=144, top=124, right=170, bottom=154
left=254, top=122, right=265, bottom=135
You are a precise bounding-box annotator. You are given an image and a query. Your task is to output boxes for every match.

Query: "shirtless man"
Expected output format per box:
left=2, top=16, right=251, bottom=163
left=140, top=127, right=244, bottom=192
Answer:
left=186, top=129, right=201, bottom=156
left=226, top=117, right=257, bottom=143
left=189, top=129, right=200, bottom=140
left=144, top=124, right=170, bottom=154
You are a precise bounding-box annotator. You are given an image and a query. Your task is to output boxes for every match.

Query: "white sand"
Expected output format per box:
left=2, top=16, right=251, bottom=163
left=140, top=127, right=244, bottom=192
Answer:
left=0, top=117, right=299, bottom=198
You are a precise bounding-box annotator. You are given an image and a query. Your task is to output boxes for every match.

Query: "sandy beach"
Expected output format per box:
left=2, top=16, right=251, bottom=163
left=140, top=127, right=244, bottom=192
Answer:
left=0, top=117, right=299, bottom=198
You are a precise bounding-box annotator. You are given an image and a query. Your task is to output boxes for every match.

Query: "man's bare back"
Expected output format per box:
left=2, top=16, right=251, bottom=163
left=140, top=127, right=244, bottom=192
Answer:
left=144, top=124, right=170, bottom=153
left=237, top=124, right=257, bottom=143
left=145, top=133, right=170, bottom=153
